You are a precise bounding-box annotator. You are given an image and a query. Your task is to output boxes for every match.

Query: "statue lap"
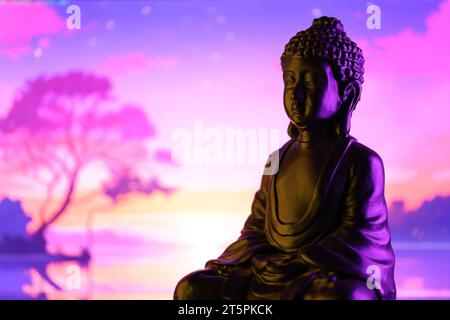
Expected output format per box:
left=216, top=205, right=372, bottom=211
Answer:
left=174, top=267, right=377, bottom=300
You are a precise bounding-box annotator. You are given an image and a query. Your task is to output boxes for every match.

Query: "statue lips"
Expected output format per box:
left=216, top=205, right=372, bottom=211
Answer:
left=290, top=101, right=306, bottom=122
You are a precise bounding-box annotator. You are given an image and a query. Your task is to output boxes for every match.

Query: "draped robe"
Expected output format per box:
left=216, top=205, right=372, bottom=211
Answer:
left=175, top=136, right=396, bottom=300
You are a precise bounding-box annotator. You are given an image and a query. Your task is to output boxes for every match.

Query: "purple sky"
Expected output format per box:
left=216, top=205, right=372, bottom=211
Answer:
left=0, top=0, right=449, bottom=208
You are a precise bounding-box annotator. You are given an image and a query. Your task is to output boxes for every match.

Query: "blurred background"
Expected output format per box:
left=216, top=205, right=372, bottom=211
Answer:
left=0, top=0, right=449, bottom=299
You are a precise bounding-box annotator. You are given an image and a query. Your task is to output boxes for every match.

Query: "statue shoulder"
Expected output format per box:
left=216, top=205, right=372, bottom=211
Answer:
left=347, top=141, right=385, bottom=179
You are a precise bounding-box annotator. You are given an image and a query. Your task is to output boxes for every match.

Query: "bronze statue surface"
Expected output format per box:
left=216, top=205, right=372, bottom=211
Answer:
left=174, top=16, right=396, bottom=300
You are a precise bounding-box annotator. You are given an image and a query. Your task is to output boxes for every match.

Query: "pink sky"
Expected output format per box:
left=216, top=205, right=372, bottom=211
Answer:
left=0, top=2, right=64, bottom=58
left=97, top=52, right=179, bottom=77
left=0, top=1, right=449, bottom=212
left=351, top=0, right=450, bottom=208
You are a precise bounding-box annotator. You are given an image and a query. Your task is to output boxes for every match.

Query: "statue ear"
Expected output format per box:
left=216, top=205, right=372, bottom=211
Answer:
left=287, top=122, right=299, bottom=139
left=335, top=80, right=362, bottom=137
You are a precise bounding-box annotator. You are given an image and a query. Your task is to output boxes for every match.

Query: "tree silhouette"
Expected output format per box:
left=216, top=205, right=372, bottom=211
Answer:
left=0, top=71, right=169, bottom=241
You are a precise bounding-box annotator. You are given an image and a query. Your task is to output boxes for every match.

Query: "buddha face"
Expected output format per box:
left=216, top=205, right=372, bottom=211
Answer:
left=282, top=56, right=341, bottom=128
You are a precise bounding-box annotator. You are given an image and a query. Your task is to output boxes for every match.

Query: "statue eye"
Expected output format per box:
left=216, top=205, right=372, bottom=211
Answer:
left=305, top=72, right=325, bottom=87
left=284, top=74, right=296, bottom=87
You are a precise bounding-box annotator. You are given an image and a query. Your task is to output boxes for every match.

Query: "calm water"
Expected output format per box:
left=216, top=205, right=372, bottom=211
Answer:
left=1, top=212, right=449, bottom=299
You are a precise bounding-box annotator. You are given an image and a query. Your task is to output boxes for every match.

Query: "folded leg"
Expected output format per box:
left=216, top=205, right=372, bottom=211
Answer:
left=301, top=272, right=378, bottom=300
left=173, top=269, right=227, bottom=300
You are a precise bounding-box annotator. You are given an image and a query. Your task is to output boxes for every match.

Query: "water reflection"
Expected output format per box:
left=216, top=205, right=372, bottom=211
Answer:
left=0, top=255, right=84, bottom=299
left=1, top=212, right=450, bottom=299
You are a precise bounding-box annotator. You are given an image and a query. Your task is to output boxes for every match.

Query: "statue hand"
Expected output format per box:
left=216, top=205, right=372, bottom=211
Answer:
left=266, top=252, right=308, bottom=274
left=267, top=252, right=297, bottom=264
left=206, top=263, right=236, bottom=277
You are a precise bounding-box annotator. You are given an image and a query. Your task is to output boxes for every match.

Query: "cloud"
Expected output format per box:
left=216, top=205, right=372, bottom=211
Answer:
left=432, top=168, right=450, bottom=181
left=361, top=0, right=450, bottom=79
left=38, top=37, right=52, bottom=48
left=98, top=52, right=179, bottom=77
left=0, top=2, right=65, bottom=58
left=385, top=166, right=417, bottom=183
left=348, top=0, right=450, bottom=208
left=0, top=82, right=17, bottom=117
left=311, top=0, right=450, bottom=209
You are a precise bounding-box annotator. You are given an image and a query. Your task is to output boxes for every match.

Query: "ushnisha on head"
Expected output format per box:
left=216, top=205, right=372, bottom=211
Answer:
left=281, top=16, right=365, bottom=139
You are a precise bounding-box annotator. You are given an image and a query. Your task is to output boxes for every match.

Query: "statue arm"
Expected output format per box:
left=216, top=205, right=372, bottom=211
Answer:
left=205, top=171, right=274, bottom=272
left=297, top=149, right=395, bottom=298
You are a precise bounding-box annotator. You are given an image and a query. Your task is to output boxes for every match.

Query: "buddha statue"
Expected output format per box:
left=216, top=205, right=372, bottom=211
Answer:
left=173, top=16, right=396, bottom=300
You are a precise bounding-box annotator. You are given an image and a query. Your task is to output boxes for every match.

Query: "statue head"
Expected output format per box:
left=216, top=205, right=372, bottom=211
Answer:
left=280, top=16, right=364, bottom=138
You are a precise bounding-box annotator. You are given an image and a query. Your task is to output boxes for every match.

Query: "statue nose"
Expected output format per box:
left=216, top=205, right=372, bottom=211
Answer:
left=293, top=92, right=305, bottom=104
left=293, top=83, right=306, bottom=101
